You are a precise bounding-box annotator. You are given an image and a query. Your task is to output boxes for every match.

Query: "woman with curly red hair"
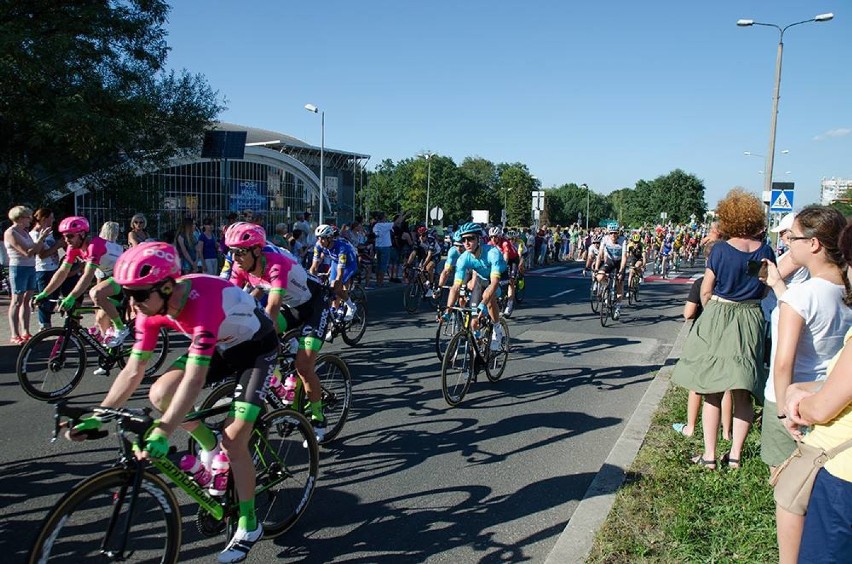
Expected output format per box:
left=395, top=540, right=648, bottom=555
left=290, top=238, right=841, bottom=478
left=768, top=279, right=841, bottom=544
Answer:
left=672, top=188, right=775, bottom=470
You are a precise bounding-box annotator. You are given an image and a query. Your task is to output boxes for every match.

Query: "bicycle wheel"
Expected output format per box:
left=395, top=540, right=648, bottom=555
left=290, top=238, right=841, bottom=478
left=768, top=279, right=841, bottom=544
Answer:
left=349, top=282, right=367, bottom=311
left=589, top=281, right=599, bottom=313
left=117, top=326, right=170, bottom=378
left=631, top=275, right=640, bottom=303
left=314, top=353, right=352, bottom=444
left=434, top=311, right=461, bottom=361
left=440, top=332, right=474, bottom=407
left=403, top=280, right=423, bottom=313
left=253, top=409, right=319, bottom=538
left=599, top=293, right=609, bottom=327
left=341, top=292, right=368, bottom=346
left=627, top=276, right=634, bottom=306
left=485, top=318, right=510, bottom=383
left=28, top=467, right=181, bottom=564
left=17, top=327, right=86, bottom=401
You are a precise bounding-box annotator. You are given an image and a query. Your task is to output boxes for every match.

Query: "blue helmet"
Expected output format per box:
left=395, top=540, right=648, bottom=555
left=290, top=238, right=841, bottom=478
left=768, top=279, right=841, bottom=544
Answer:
left=457, top=222, right=481, bottom=237
left=452, top=232, right=464, bottom=246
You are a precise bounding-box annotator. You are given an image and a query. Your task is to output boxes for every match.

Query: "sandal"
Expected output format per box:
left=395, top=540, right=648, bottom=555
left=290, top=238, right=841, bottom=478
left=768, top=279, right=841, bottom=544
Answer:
left=10, top=336, right=24, bottom=345
left=690, top=454, right=716, bottom=470
left=672, top=422, right=693, bottom=437
left=721, top=452, right=741, bottom=469
left=21, top=333, right=32, bottom=341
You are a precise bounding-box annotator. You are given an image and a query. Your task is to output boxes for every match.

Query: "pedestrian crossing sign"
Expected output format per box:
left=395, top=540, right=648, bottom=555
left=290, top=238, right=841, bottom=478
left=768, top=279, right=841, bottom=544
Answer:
left=770, top=189, right=794, bottom=212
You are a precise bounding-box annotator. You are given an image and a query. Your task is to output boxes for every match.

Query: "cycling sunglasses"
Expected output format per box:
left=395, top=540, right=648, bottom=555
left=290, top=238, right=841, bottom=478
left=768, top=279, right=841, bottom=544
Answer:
left=126, top=286, right=157, bottom=303
left=229, top=247, right=251, bottom=257
left=461, top=236, right=479, bottom=243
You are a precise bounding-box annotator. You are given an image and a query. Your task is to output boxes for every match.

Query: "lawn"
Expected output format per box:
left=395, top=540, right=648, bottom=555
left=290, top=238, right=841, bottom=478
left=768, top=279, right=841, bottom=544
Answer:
left=587, top=384, right=778, bottom=563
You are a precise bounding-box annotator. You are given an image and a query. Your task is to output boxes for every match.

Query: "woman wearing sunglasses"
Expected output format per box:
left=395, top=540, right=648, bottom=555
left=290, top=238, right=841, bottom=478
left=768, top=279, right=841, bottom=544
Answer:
left=67, top=241, right=276, bottom=562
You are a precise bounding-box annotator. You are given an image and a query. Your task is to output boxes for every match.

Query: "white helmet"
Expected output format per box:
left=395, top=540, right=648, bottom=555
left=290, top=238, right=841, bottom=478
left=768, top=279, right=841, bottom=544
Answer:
left=488, top=226, right=503, bottom=238
left=315, top=224, right=335, bottom=238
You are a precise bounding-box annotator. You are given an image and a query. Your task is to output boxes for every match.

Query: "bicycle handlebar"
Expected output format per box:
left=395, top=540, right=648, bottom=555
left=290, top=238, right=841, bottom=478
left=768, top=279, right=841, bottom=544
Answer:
left=52, top=400, right=153, bottom=443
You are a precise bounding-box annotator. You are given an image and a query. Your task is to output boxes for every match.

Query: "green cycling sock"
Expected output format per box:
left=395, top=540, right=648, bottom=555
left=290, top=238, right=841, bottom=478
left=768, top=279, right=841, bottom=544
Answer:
left=238, top=499, right=257, bottom=531
left=310, top=401, right=324, bottom=422
left=189, top=424, right=217, bottom=452
left=111, top=317, right=126, bottom=331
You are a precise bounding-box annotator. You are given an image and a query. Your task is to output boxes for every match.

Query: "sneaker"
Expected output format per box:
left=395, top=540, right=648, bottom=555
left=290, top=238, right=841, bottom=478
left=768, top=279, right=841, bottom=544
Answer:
left=614, top=304, right=622, bottom=320
left=490, top=325, right=504, bottom=351
left=343, top=303, right=356, bottom=322
left=505, top=301, right=514, bottom=318
left=323, top=328, right=334, bottom=343
left=218, top=524, right=263, bottom=563
left=93, top=367, right=109, bottom=376
left=104, top=326, right=131, bottom=348
left=311, top=418, right=326, bottom=442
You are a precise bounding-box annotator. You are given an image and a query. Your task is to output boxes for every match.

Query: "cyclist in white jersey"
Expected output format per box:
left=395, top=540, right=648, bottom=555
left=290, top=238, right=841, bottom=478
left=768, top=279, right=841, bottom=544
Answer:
left=595, top=225, right=628, bottom=318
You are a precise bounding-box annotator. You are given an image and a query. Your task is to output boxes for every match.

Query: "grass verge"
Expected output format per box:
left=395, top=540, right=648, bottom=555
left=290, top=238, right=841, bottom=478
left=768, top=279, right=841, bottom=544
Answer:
left=587, top=383, right=777, bottom=563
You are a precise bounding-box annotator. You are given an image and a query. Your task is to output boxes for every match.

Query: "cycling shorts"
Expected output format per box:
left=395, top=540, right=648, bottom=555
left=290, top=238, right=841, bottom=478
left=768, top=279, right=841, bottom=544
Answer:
left=506, top=258, right=520, bottom=279
left=279, top=279, right=329, bottom=352
left=599, top=261, right=624, bottom=276
left=329, top=261, right=357, bottom=285
left=470, top=272, right=507, bottom=305
left=170, top=328, right=278, bottom=420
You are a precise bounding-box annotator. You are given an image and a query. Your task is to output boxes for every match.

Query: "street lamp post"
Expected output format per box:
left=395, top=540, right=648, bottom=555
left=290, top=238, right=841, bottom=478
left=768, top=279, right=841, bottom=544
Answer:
left=580, top=184, right=589, bottom=230
left=737, top=13, right=833, bottom=198
left=304, top=103, right=325, bottom=223
left=419, top=152, right=434, bottom=227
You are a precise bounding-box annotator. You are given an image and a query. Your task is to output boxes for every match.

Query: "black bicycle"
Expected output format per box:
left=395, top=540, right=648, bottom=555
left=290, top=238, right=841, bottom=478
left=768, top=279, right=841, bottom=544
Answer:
left=598, top=272, right=620, bottom=326
left=28, top=400, right=319, bottom=563
left=319, top=276, right=368, bottom=346
left=16, top=300, right=170, bottom=401
left=403, top=264, right=438, bottom=313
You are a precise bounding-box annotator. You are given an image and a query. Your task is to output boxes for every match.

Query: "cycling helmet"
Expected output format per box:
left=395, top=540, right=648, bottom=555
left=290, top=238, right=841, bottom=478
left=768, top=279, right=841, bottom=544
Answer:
left=315, top=224, right=335, bottom=238
left=592, top=234, right=603, bottom=244
left=457, top=222, right=481, bottom=237
left=417, top=226, right=428, bottom=236
left=225, top=222, right=266, bottom=248
left=488, top=226, right=503, bottom=238
left=452, top=232, right=464, bottom=246
left=631, top=232, right=641, bottom=242
left=58, top=216, right=90, bottom=234
left=113, top=241, right=181, bottom=287
left=607, top=222, right=620, bottom=233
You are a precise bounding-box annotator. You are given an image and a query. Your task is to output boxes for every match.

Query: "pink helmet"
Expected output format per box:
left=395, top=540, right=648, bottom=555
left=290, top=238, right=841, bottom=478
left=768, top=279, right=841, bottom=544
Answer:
left=225, top=222, right=266, bottom=248
left=58, top=216, right=90, bottom=234
left=113, top=242, right=181, bottom=287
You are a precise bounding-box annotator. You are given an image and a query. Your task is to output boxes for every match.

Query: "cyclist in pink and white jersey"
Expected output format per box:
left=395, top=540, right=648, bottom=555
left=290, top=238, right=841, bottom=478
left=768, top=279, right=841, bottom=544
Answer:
left=33, top=215, right=131, bottom=346
left=68, top=241, right=274, bottom=562
left=225, top=222, right=330, bottom=441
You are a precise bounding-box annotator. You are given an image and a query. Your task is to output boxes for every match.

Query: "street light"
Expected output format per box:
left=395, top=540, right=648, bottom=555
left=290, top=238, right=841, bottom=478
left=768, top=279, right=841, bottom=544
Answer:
left=304, top=103, right=325, bottom=223
left=580, top=183, right=589, bottom=230
left=418, top=152, right=434, bottom=227
left=737, top=13, right=833, bottom=197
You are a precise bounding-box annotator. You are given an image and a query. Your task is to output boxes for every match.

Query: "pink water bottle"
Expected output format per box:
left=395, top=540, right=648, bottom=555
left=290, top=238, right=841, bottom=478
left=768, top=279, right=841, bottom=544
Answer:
left=281, top=375, right=297, bottom=406
left=269, top=373, right=286, bottom=398
left=179, top=454, right=212, bottom=487
left=208, top=452, right=230, bottom=496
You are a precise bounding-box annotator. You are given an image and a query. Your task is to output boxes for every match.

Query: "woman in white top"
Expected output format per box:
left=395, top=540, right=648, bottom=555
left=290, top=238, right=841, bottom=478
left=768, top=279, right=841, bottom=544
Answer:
left=3, top=205, right=51, bottom=343
left=30, top=208, right=65, bottom=331
left=762, top=205, right=852, bottom=564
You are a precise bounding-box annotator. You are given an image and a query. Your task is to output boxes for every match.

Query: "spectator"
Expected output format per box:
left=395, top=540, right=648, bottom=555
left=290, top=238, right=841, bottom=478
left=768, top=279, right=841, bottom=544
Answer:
left=30, top=208, right=64, bottom=331
left=373, top=212, right=402, bottom=287
left=198, top=218, right=219, bottom=274
left=359, top=231, right=377, bottom=288
left=671, top=241, right=733, bottom=440
left=270, top=223, right=289, bottom=249
left=174, top=217, right=199, bottom=274
left=782, top=220, right=852, bottom=563
left=219, top=212, right=238, bottom=256
left=671, top=188, right=775, bottom=469
left=765, top=208, right=852, bottom=563
left=127, top=213, right=149, bottom=246
left=4, top=205, right=51, bottom=343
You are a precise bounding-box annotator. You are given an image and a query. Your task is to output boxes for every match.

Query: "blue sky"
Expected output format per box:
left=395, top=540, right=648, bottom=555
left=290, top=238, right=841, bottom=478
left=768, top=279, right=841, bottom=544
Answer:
left=163, top=1, right=850, bottom=209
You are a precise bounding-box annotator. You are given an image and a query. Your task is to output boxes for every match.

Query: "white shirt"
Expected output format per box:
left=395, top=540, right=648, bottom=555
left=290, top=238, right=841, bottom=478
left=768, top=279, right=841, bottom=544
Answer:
left=30, top=228, right=60, bottom=272
left=764, top=277, right=852, bottom=403
left=373, top=221, right=394, bottom=248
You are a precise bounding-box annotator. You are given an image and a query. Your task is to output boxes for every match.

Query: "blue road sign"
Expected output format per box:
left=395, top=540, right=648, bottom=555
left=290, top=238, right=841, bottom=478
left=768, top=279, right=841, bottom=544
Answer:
left=770, top=189, right=794, bottom=212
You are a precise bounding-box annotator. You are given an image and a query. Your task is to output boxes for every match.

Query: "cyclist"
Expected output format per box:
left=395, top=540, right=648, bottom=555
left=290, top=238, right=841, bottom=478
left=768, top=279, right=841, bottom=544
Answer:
left=626, top=231, right=646, bottom=301
left=225, top=223, right=329, bottom=441
left=488, top=226, right=520, bottom=318
left=218, top=222, right=287, bottom=281
left=33, top=216, right=129, bottom=347
left=659, top=230, right=675, bottom=278
left=583, top=232, right=602, bottom=277
left=406, top=226, right=441, bottom=298
left=309, top=224, right=358, bottom=322
left=595, top=224, right=628, bottom=319
left=67, top=241, right=273, bottom=562
left=443, top=222, right=507, bottom=350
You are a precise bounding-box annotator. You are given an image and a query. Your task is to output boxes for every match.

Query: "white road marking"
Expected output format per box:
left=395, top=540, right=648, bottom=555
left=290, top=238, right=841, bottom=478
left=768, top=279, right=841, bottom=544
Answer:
left=550, top=288, right=575, bottom=299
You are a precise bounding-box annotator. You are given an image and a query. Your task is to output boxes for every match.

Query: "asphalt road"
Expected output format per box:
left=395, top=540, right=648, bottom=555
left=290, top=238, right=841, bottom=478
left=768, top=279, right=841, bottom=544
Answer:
left=0, top=260, right=692, bottom=563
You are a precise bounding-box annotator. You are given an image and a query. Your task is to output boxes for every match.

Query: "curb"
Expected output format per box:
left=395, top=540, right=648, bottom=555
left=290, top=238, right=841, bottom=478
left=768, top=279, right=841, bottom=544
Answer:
left=544, top=319, right=692, bottom=564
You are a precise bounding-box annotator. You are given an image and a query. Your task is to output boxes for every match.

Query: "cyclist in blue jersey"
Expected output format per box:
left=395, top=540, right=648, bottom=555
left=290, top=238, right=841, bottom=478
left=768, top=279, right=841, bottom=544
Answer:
left=309, top=224, right=359, bottom=321
left=443, top=222, right=507, bottom=350
left=660, top=231, right=675, bottom=279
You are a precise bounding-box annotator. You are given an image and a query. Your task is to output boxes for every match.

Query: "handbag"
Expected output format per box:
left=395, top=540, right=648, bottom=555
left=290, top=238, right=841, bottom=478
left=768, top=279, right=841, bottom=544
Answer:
left=769, top=437, right=852, bottom=516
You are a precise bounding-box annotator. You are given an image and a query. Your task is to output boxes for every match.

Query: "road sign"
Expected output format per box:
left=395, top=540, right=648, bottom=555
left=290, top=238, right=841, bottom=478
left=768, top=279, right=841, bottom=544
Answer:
left=770, top=189, right=794, bottom=212
left=429, top=206, right=444, bottom=221
left=660, top=212, right=668, bottom=220
left=531, top=190, right=545, bottom=212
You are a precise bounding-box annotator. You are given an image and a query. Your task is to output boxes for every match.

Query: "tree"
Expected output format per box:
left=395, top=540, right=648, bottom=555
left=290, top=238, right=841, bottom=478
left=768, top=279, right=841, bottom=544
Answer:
left=498, top=164, right=535, bottom=227
left=829, top=187, right=852, bottom=217
left=0, top=1, right=223, bottom=210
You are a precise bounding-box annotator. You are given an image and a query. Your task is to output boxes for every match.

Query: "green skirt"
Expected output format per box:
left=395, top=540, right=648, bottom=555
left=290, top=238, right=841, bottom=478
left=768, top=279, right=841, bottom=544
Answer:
left=671, top=298, right=767, bottom=402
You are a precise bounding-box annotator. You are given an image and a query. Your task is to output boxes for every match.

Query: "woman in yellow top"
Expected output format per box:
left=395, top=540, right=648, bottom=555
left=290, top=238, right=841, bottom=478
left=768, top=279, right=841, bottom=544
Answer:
left=783, top=220, right=852, bottom=564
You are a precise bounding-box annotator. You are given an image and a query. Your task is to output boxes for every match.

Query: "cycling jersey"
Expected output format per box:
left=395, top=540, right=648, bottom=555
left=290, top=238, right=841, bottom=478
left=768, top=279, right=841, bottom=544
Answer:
left=454, top=243, right=507, bottom=284
left=220, top=242, right=286, bottom=280
left=498, top=239, right=520, bottom=261
left=414, top=236, right=441, bottom=261
left=62, top=236, right=124, bottom=276
left=132, top=274, right=273, bottom=366
left=628, top=242, right=644, bottom=260
left=313, top=238, right=357, bottom=267
left=600, top=236, right=628, bottom=264
left=231, top=249, right=318, bottom=307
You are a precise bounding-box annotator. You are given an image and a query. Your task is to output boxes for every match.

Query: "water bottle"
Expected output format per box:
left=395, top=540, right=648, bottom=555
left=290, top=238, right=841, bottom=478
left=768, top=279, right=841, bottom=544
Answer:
left=208, top=452, right=230, bottom=496
left=179, top=453, right=212, bottom=487
left=269, top=371, right=286, bottom=400
left=281, top=375, right=297, bottom=406
left=88, top=326, right=102, bottom=342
